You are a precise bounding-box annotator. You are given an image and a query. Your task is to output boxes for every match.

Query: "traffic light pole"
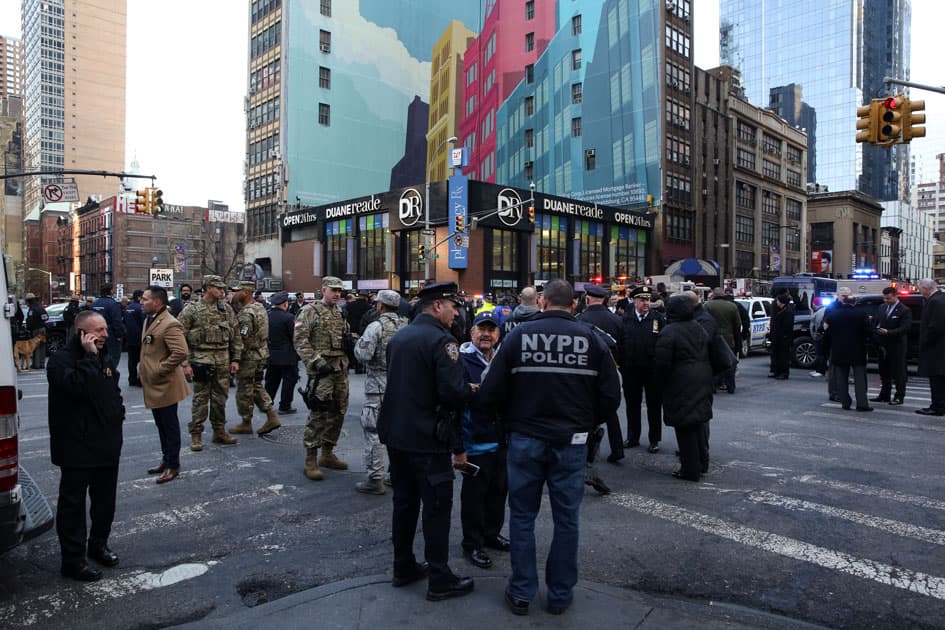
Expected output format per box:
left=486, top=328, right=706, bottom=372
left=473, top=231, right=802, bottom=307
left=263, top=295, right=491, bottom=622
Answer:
left=884, top=77, right=945, bottom=96
left=0, top=168, right=155, bottom=181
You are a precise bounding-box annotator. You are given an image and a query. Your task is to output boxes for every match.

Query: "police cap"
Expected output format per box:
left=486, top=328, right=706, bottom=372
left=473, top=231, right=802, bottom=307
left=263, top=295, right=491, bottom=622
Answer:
left=584, top=284, right=609, bottom=299
left=417, top=281, right=464, bottom=306
left=630, top=285, right=653, bottom=300
left=270, top=291, right=289, bottom=305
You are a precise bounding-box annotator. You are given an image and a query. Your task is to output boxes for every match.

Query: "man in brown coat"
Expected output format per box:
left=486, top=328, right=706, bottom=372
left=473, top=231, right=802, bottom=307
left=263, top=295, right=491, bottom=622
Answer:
left=139, top=286, right=190, bottom=483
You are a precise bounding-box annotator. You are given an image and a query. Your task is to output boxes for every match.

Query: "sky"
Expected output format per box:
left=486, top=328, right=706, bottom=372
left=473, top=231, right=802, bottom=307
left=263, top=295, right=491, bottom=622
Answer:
left=0, top=0, right=942, bottom=210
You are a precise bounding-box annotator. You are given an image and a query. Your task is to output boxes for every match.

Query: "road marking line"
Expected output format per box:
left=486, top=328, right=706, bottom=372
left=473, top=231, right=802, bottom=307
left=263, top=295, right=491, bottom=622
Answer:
left=804, top=410, right=945, bottom=432
left=610, top=492, right=945, bottom=600
left=747, top=491, right=945, bottom=546
left=0, top=561, right=218, bottom=626
left=794, top=475, right=945, bottom=512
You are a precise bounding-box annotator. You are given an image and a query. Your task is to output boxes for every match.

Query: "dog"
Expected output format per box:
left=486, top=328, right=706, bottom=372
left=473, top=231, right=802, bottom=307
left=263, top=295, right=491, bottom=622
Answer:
left=15, top=331, right=46, bottom=372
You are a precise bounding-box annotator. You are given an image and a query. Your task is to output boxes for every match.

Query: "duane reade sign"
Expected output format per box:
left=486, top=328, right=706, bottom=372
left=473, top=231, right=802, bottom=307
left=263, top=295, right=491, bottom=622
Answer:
left=149, top=268, right=174, bottom=288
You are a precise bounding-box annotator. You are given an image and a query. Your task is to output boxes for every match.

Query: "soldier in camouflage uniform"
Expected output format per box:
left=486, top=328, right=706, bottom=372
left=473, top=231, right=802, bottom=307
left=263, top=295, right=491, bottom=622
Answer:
left=352, top=290, right=407, bottom=494
left=228, top=281, right=282, bottom=436
left=179, top=275, right=242, bottom=451
left=293, top=276, right=351, bottom=480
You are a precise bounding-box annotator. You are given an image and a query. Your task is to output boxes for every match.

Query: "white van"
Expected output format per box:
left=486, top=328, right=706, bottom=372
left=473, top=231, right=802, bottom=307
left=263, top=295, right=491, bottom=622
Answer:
left=0, top=253, right=54, bottom=553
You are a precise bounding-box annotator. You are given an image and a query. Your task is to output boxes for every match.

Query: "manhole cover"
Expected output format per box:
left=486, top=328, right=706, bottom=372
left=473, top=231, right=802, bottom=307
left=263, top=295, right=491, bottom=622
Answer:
left=258, top=425, right=349, bottom=446
left=767, top=433, right=838, bottom=449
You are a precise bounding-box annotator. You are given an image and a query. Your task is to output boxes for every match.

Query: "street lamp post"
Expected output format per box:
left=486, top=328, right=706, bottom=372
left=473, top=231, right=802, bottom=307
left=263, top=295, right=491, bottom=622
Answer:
left=28, top=267, right=53, bottom=303
left=424, top=136, right=458, bottom=282
left=717, top=243, right=730, bottom=285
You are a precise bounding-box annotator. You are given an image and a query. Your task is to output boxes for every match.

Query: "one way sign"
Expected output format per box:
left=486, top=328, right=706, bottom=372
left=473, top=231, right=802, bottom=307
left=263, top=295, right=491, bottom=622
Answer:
left=149, top=268, right=174, bottom=288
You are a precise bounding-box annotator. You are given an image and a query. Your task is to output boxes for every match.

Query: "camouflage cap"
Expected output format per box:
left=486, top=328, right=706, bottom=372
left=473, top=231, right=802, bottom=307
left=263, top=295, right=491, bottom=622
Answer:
left=322, top=276, right=343, bottom=289
left=231, top=281, right=257, bottom=292
left=203, top=274, right=227, bottom=289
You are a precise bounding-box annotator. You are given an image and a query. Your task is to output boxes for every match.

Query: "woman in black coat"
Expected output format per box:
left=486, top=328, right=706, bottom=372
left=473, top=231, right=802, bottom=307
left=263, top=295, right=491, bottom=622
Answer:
left=654, top=295, right=713, bottom=481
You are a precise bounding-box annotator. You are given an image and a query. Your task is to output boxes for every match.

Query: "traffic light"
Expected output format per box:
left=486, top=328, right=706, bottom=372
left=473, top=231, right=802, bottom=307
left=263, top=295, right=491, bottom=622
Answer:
left=527, top=206, right=535, bottom=224
left=879, top=95, right=904, bottom=143
left=418, top=243, right=426, bottom=260
left=151, top=188, right=164, bottom=214
left=455, top=214, right=464, bottom=233
left=135, top=188, right=151, bottom=214
left=903, top=98, right=926, bottom=142
left=856, top=100, right=879, bottom=144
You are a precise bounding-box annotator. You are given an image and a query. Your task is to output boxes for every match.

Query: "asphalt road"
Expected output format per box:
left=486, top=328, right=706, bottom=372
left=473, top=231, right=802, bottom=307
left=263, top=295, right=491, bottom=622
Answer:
left=1, top=352, right=944, bottom=629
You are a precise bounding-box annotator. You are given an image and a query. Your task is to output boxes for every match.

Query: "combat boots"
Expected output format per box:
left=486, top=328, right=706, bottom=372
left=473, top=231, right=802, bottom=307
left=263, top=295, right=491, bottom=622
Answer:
left=304, top=447, right=323, bottom=480
left=355, top=478, right=386, bottom=495
left=211, top=427, right=238, bottom=445
left=190, top=433, right=203, bottom=452
left=257, top=408, right=282, bottom=435
left=318, top=447, right=349, bottom=470
left=228, top=420, right=254, bottom=434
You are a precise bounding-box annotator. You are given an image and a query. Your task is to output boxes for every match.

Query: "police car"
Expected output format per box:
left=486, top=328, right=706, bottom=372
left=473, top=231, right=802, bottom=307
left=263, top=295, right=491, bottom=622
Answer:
left=734, top=297, right=773, bottom=357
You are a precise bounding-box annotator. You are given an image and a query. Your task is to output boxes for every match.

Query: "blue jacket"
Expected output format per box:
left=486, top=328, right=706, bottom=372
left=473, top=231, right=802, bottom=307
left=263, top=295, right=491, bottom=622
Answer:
left=459, top=342, right=500, bottom=455
left=479, top=309, right=621, bottom=446
left=123, top=300, right=144, bottom=348
left=91, top=295, right=126, bottom=339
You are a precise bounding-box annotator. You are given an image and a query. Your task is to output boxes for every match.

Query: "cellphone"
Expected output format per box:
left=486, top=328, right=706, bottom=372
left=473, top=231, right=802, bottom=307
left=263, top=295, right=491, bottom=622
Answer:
left=459, top=462, right=481, bottom=477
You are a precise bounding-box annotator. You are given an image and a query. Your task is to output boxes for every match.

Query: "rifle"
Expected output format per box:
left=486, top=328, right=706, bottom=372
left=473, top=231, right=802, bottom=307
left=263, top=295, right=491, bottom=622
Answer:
left=298, top=372, right=324, bottom=411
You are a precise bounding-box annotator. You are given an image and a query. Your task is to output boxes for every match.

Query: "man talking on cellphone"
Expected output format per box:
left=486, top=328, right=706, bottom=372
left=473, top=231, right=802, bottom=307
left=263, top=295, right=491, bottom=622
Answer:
left=479, top=279, right=620, bottom=616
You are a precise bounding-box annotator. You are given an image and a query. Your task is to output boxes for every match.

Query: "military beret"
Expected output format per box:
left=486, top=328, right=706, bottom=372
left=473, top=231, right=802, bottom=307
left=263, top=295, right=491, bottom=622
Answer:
left=203, top=275, right=227, bottom=289
left=417, top=281, right=464, bottom=306
left=270, top=291, right=289, bottom=305
left=377, top=289, right=401, bottom=307
left=584, top=284, right=609, bottom=298
left=322, top=276, right=343, bottom=289
left=630, top=286, right=653, bottom=299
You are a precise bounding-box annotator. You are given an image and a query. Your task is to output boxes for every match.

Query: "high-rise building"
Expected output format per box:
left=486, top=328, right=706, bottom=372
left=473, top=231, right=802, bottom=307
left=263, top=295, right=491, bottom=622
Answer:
left=720, top=0, right=910, bottom=203
left=21, top=0, right=126, bottom=217
left=768, top=84, right=816, bottom=184
left=917, top=153, right=945, bottom=237
left=0, top=36, right=23, bottom=97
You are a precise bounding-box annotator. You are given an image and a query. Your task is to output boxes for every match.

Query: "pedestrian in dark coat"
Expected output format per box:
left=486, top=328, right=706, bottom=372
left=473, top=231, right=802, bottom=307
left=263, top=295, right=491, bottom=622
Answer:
left=871, top=286, right=912, bottom=404
left=123, top=290, right=145, bottom=386
left=620, top=285, right=665, bottom=452
left=91, top=284, right=126, bottom=374
left=916, top=279, right=945, bottom=415
left=704, top=287, right=742, bottom=394
left=769, top=293, right=795, bottom=379
left=654, top=295, right=713, bottom=482
left=264, top=291, right=300, bottom=414
left=824, top=292, right=871, bottom=411
left=47, top=310, right=125, bottom=582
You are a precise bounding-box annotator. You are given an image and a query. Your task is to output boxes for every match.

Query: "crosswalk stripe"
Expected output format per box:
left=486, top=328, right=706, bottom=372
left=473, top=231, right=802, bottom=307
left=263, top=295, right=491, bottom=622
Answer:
left=794, top=475, right=945, bottom=511
left=803, top=410, right=945, bottom=432
left=610, top=492, right=945, bottom=600
left=747, top=491, right=945, bottom=546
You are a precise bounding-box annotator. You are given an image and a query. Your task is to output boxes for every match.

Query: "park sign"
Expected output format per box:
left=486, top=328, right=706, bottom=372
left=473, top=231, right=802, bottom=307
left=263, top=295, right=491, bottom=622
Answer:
left=149, top=268, right=174, bottom=288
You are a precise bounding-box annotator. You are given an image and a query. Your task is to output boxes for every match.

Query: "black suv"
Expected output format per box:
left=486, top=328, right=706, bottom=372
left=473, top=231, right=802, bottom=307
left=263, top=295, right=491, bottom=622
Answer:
left=43, top=301, right=70, bottom=355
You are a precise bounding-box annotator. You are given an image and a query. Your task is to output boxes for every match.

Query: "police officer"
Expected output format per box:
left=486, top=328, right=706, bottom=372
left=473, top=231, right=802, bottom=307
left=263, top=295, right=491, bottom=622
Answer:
left=294, top=276, right=351, bottom=480
left=179, top=275, right=242, bottom=451
left=229, top=281, right=281, bottom=436
left=353, top=289, right=407, bottom=495
left=377, top=281, right=475, bottom=601
left=478, top=279, right=621, bottom=616
left=620, top=285, right=665, bottom=452
left=871, top=286, right=912, bottom=405
left=576, top=283, right=624, bottom=492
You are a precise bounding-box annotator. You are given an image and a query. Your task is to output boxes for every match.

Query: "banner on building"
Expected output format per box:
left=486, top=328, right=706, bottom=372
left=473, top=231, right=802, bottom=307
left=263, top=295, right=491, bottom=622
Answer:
left=811, top=250, right=833, bottom=274
left=207, top=210, right=245, bottom=223
left=448, top=174, right=469, bottom=270
left=174, top=245, right=186, bottom=273
left=769, top=246, right=781, bottom=272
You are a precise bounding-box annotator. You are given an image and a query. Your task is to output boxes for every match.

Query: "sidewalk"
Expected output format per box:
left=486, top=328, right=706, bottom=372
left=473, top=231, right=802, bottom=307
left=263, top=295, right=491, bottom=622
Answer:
left=176, top=574, right=818, bottom=629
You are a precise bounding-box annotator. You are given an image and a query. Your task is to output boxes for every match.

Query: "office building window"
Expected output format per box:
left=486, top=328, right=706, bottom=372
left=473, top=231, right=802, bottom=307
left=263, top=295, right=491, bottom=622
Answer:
left=735, top=249, right=755, bottom=276
left=735, top=215, right=755, bottom=243
left=318, top=103, right=330, bottom=126
left=584, top=148, right=596, bottom=170
left=737, top=122, right=756, bottom=145
left=525, top=0, right=534, bottom=20
left=572, top=49, right=582, bottom=70
left=762, top=134, right=781, bottom=156
left=535, top=214, right=568, bottom=281
left=762, top=222, right=780, bottom=248
left=525, top=32, right=534, bottom=52
left=466, top=62, right=477, bottom=86
left=736, top=148, right=755, bottom=170
left=762, top=191, right=780, bottom=216
left=525, top=128, right=534, bottom=147
left=319, top=30, right=331, bottom=53
left=572, top=15, right=582, bottom=35
left=786, top=198, right=802, bottom=221
left=787, top=144, right=802, bottom=164
left=525, top=64, right=534, bottom=83
left=525, top=95, right=534, bottom=115
left=762, top=159, right=780, bottom=180
left=664, top=26, right=690, bottom=57
left=319, top=66, right=330, bottom=89
left=572, top=82, right=583, bottom=103
left=358, top=213, right=389, bottom=279
left=787, top=170, right=802, bottom=187
left=571, top=118, right=582, bottom=137
left=736, top=182, right=756, bottom=209
left=665, top=209, right=693, bottom=241
left=524, top=161, right=534, bottom=181
left=786, top=226, right=801, bottom=251
left=320, top=0, right=331, bottom=17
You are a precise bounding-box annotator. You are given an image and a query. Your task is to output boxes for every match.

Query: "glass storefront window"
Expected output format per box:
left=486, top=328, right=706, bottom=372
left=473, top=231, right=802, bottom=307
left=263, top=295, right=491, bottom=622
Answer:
left=611, top=225, right=646, bottom=282
left=357, top=213, right=390, bottom=279
left=325, top=217, right=352, bottom=277
left=575, top=219, right=603, bottom=280
left=492, top=229, right=517, bottom=272
left=535, top=213, right=568, bottom=280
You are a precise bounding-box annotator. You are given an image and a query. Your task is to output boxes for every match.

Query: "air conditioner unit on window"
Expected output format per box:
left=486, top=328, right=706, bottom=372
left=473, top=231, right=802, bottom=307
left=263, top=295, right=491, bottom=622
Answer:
left=320, top=43, right=330, bottom=53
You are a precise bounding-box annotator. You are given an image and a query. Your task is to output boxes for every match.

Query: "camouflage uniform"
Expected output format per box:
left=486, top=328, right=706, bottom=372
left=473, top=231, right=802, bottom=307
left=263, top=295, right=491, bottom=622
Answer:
left=234, top=299, right=274, bottom=421
left=354, top=310, right=407, bottom=480
left=179, top=283, right=242, bottom=437
left=294, top=294, right=350, bottom=451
